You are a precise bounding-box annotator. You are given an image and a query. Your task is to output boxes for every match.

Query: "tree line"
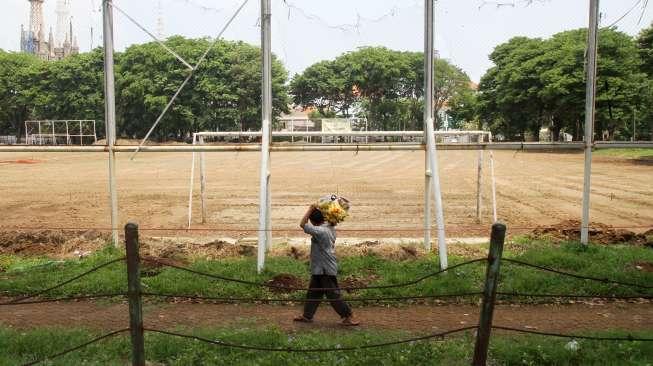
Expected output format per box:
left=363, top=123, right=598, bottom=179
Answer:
left=477, top=26, right=653, bottom=141
left=1, top=24, right=652, bottom=141
left=0, top=36, right=290, bottom=141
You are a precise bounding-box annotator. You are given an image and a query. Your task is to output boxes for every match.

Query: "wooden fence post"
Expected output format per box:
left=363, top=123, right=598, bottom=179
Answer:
left=125, top=222, right=145, bottom=366
left=472, top=222, right=506, bottom=366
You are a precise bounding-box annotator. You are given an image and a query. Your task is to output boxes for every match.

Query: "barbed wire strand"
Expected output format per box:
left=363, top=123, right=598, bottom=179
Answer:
left=496, top=291, right=653, bottom=300
left=604, top=0, right=643, bottom=28
left=141, top=257, right=485, bottom=291
left=144, top=326, right=477, bottom=352
left=1, top=257, right=125, bottom=305
left=140, top=291, right=483, bottom=303
left=492, top=326, right=653, bottom=342
left=502, top=258, right=653, bottom=290
left=0, top=224, right=650, bottom=232
left=0, top=293, right=127, bottom=306
left=20, top=328, right=130, bottom=366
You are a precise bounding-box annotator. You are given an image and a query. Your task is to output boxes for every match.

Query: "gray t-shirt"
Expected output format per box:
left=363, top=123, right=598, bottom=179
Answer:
left=303, top=223, right=338, bottom=276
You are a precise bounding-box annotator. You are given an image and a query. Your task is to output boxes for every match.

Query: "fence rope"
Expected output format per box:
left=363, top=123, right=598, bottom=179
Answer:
left=492, top=326, right=653, bottom=342
left=141, top=257, right=486, bottom=291
left=496, top=292, right=653, bottom=300
left=20, top=328, right=130, bottom=366
left=502, top=258, right=653, bottom=290
left=141, top=291, right=483, bottom=303
left=2, top=257, right=126, bottom=305
left=143, top=326, right=477, bottom=352
left=0, top=293, right=127, bottom=306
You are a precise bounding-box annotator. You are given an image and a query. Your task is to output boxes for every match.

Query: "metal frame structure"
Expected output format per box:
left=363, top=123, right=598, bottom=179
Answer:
left=2, top=0, right=640, bottom=272
left=25, top=120, right=97, bottom=145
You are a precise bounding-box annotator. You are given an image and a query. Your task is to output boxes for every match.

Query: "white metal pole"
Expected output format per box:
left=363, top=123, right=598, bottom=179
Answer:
left=425, top=0, right=447, bottom=269
left=258, top=0, right=273, bottom=272
left=199, top=136, right=207, bottom=224
left=103, top=0, right=119, bottom=246
left=581, top=0, right=599, bottom=245
left=187, top=134, right=197, bottom=229
left=476, top=150, right=484, bottom=223
left=490, top=151, right=498, bottom=223
left=424, top=155, right=432, bottom=251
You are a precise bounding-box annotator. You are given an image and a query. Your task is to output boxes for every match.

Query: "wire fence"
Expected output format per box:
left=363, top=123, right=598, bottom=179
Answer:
left=3, top=223, right=652, bottom=366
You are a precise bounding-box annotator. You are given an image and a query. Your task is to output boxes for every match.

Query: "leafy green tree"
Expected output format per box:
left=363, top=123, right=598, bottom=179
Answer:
left=0, top=50, right=41, bottom=138
left=478, top=28, right=646, bottom=141
left=478, top=37, right=545, bottom=140
left=290, top=47, right=474, bottom=131
left=637, top=23, right=653, bottom=140
left=24, top=49, right=106, bottom=131
left=117, top=36, right=289, bottom=139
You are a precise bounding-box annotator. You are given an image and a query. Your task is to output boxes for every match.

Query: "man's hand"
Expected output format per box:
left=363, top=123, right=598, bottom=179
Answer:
left=300, top=204, right=317, bottom=229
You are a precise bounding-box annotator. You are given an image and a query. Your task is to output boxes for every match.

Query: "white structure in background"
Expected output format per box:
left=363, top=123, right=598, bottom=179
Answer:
left=55, top=0, right=72, bottom=47
left=25, top=120, right=97, bottom=145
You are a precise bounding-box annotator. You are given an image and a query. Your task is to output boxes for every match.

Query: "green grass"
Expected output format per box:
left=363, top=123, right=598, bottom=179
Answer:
left=593, top=148, right=653, bottom=159
left=1, top=327, right=651, bottom=366
left=1, top=239, right=652, bottom=303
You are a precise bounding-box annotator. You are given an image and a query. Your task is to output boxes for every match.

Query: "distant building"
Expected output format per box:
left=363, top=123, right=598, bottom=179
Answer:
left=20, top=0, right=78, bottom=61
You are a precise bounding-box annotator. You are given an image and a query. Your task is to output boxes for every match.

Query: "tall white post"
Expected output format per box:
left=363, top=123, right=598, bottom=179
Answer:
left=476, top=150, right=484, bottom=223
left=187, top=134, right=197, bottom=229
left=103, top=0, right=119, bottom=245
left=199, top=136, right=207, bottom=224
left=424, top=155, right=432, bottom=251
left=581, top=0, right=599, bottom=245
left=425, top=0, right=447, bottom=269
left=258, top=0, right=273, bottom=272
left=490, top=151, right=498, bottom=223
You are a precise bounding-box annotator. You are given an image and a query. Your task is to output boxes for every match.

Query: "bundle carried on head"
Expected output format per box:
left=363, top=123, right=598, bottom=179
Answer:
left=316, top=194, right=351, bottom=225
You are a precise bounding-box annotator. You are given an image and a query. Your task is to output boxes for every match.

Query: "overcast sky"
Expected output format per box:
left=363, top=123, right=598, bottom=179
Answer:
left=2, top=0, right=652, bottom=82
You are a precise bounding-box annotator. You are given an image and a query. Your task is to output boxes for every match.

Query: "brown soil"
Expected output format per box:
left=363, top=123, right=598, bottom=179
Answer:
left=530, top=219, right=650, bottom=245
left=0, top=150, right=650, bottom=240
left=267, top=274, right=306, bottom=293
left=634, top=261, right=653, bottom=273
left=1, top=301, right=651, bottom=335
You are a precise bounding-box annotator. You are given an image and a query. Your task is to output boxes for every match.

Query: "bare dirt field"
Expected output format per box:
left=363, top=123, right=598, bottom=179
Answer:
left=0, top=150, right=651, bottom=241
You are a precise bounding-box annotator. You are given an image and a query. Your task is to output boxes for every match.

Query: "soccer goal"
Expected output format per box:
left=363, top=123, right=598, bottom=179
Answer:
left=25, top=120, right=97, bottom=145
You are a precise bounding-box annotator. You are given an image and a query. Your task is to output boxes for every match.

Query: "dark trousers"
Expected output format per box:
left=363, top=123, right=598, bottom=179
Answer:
left=302, top=275, right=352, bottom=320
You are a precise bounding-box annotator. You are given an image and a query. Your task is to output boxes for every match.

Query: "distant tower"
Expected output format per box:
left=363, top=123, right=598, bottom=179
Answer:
left=55, top=0, right=72, bottom=47
left=156, top=0, right=165, bottom=39
left=28, top=0, right=45, bottom=39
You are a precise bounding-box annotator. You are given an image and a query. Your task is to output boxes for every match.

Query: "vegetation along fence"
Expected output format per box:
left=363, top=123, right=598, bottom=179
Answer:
left=1, top=223, right=652, bottom=366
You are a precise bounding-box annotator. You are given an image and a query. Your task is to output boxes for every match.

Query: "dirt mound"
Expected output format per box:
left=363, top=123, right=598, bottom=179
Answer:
left=530, top=220, right=650, bottom=245
left=340, top=272, right=379, bottom=293
left=0, top=230, right=111, bottom=257
left=266, top=274, right=305, bottom=293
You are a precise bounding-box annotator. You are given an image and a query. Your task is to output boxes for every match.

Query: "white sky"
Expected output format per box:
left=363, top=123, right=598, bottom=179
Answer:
left=2, top=0, right=652, bottom=82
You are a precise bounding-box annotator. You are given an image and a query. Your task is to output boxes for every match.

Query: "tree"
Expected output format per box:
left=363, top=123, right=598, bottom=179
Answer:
left=24, top=49, right=106, bottom=131
left=637, top=23, right=653, bottom=140
left=477, top=37, right=546, bottom=140
left=0, top=50, right=41, bottom=138
left=478, top=28, right=646, bottom=141
left=290, top=47, right=474, bottom=131
left=117, top=36, right=290, bottom=139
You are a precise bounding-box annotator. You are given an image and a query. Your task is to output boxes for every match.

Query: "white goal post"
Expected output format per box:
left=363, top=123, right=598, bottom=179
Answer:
left=185, top=129, right=493, bottom=235
left=25, top=120, right=97, bottom=145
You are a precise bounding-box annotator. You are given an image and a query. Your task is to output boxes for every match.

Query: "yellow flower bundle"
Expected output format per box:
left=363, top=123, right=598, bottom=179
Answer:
left=317, top=195, right=350, bottom=225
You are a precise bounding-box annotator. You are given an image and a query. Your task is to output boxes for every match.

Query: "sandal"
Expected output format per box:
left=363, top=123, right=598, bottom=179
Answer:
left=293, top=315, right=313, bottom=323
left=340, top=316, right=360, bottom=326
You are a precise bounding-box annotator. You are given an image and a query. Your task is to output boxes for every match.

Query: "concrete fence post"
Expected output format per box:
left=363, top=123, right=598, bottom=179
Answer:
left=125, top=222, right=145, bottom=366
left=472, top=222, right=506, bottom=366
